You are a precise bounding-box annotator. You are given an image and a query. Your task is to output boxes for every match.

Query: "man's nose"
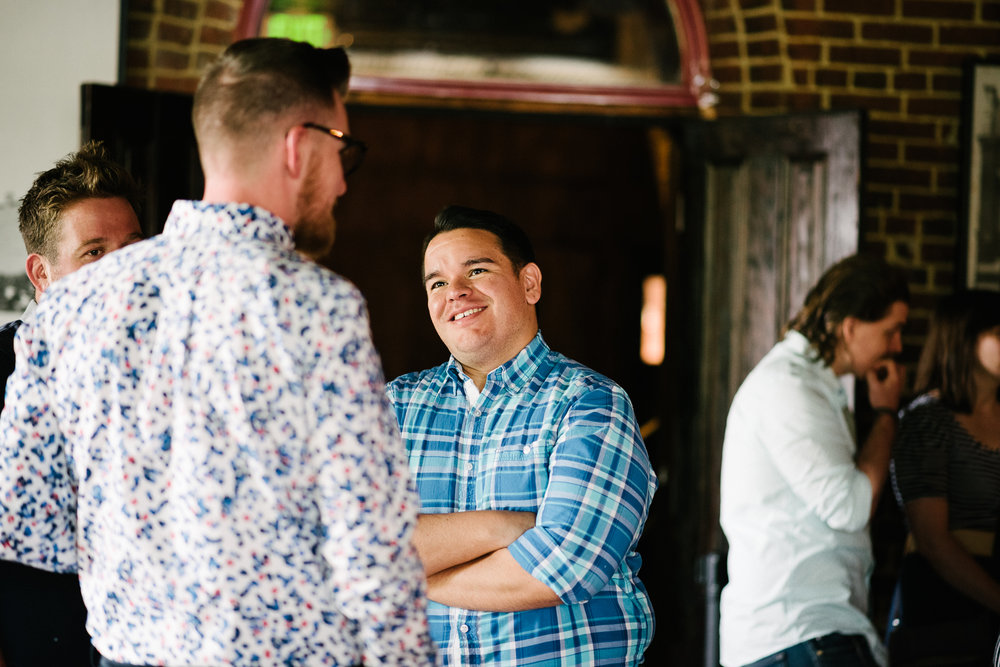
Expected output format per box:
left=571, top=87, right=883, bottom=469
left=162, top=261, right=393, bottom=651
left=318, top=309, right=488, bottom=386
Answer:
left=446, top=278, right=470, bottom=300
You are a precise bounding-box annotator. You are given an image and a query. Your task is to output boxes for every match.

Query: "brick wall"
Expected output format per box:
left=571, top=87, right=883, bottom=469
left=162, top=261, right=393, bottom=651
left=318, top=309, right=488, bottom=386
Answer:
left=125, top=0, right=242, bottom=93
left=702, top=0, right=1000, bottom=342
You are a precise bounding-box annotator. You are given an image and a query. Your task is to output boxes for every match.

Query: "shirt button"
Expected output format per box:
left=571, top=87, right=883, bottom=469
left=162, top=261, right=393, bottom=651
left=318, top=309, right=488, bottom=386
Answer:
left=522, top=445, right=531, bottom=454
left=460, top=623, right=469, bottom=633
left=465, top=462, right=473, bottom=472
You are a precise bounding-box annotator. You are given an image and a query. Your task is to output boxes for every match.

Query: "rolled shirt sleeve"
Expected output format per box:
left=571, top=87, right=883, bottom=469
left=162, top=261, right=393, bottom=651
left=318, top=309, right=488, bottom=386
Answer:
left=507, top=382, right=655, bottom=604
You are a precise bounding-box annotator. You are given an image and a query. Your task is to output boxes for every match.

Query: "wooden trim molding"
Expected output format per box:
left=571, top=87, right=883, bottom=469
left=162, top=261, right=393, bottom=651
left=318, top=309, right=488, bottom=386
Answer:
left=234, top=0, right=714, bottom=111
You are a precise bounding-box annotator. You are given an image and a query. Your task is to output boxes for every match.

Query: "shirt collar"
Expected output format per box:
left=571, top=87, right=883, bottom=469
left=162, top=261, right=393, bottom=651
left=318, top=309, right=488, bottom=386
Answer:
left=783, top=329, right=850, bottom=406
left=164, top=200, right=296, bottom=251
left=447, top=330, right=548, bottom=395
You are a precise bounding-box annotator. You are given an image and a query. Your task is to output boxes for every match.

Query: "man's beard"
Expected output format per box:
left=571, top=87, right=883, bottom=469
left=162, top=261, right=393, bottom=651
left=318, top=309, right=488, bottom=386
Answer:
left=292, top=162, right=336, bottom=260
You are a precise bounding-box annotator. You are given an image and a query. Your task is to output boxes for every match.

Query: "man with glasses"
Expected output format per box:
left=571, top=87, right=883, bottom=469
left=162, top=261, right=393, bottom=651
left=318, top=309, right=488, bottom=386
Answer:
left=388, top=205, right=657, bottom=666
left=0, top=38, right=434, bottom=667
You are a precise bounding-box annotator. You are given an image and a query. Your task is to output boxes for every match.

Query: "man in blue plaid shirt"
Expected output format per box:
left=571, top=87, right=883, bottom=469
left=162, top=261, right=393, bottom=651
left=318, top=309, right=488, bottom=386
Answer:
left=387, top=205, right=657, bottom=666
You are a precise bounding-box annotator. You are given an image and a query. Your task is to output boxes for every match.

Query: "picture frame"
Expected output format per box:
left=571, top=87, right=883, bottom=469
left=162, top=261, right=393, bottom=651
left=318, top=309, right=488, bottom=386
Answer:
left=960, top=59, right=1000, bottom=289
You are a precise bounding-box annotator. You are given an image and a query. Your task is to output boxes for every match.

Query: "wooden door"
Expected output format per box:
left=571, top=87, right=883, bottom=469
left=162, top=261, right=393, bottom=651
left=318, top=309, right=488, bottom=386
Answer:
left=658, top=110, right=862, bottom=666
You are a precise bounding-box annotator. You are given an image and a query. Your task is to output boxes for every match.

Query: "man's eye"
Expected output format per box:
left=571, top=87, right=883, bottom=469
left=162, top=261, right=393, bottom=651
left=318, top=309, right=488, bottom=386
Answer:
left=469, top=268, right=486, bottom=276
left=429, top=281, right=445, bottom=290
left=84, top=248, right=104, bottom=258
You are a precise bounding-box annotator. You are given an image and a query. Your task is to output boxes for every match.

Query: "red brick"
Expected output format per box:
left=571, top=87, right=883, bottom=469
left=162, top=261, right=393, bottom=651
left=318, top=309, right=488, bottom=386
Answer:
left=163, top=0, right=199, bottom=20
left=829, top=46, right=901, bottom=65
left=158, top=21, right=195, bottom=46
left=127, top=17, right=152, bottom=40
left=923, top=218, right=956, bottom=236
left=714, top=65, right=743, bottom=84
left=940, top=26, right=1000, bottom=46
left=793, top=68, right=809, bottom=85
left=894, top=240, right=916, bottom=261
left=932, top=74, right=962, bottom=92
left=905, top=144, right=959, bottom=163
left=931, top=269, right=955, bottom=290
left=750, top=90, right=785, bottom=108
left=920, top=241, right=957, bottom=261
left=124, top=74, right=149, bottom=89
left=745, top=15, right=778, bottom=32
left=830, top=92, right=900, bottom=112
left=750, top=64, right=784, bottom=81
left=788, top=42, right=822, bottom=60
left=909, top=49, right=978, bottom=67
left=783, top=0, right=817, bottom=9
left=711, top=40, right=741, bottom=59
left=863, top=190, right=895, bottom=209
left=902, top=0, right=975, bottom=19
left=205, top=0, right=239, bottom=22
left=900, top=193, right=956, bottom=211
left=894, top=72, right=927, bottom=91
left=816, top=68, right=848, bottom=86
left=747, top=39, right=782, bottom=57
left=789, top=92, right=822, bottom=109
left=860, top=22, right=932, bottom=43
left=986, top=4, right=1000, bottom=21
left=130, top=0, right=155, bottom=12
left=785, top=18, right=854, bottom=38
left=867, top=166, right=931, bottom=187
left=716, top=91, right=744, bottom=112
left=907, top=96, right=961, bottom=116
left=826, top=0, right=895, bottom=14
left=860, top=239, right=889, bottom=256
left=854, top=71, right=887, bottom=88
left=867, top=140, right=899, bottom=160
left=126, top=47, right=150, bottom=69
left=739, top=0, right=772, bottom=8
left=868, top=119, right=936, bottom=139
left=707, top=17, right=737, bottom=34
left=200, top=25, right=233, bottom=47
left=155, top=48, right=190, bottom=70
left=154, top=76, right=200, bottom=94
left=936, top=170, right=957, bottom=189
left=885, top=216, right=918, bottom=234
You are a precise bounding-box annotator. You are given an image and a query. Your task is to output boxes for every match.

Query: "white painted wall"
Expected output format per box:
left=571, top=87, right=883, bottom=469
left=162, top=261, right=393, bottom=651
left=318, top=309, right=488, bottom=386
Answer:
left=0, top=0, right=121, bottom=317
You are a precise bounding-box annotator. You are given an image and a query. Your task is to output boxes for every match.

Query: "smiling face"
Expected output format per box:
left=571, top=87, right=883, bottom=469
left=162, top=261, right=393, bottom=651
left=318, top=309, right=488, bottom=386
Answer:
left=29, top=196, right=143, bottom=296
left=423, top=228, right=541, bottom=385
left=835, top=300, right=909, bottom=377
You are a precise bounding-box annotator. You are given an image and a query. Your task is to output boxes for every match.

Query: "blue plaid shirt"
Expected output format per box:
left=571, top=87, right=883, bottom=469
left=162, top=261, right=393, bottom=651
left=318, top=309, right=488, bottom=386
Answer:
left=388, top=333, right=656, bottom=666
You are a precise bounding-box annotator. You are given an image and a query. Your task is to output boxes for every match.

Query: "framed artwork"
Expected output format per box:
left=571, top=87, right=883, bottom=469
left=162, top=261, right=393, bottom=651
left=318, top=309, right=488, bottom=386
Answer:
left=961, top=59, right=1000, bottom=289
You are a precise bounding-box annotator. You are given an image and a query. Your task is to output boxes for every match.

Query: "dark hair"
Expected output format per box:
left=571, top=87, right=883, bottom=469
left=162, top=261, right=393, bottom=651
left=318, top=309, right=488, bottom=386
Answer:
left=192, top=38, right=350, bottom=150
left=18, top=140, right=141, bottom=259
left=914, top=289, right=1000, bottom=412
left=422, top=205, right=536, bottom=278
left=785, top=254, right=910, bottom=366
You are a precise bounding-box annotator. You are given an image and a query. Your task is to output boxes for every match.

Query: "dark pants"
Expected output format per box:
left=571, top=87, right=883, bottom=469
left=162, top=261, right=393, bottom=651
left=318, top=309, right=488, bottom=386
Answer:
left=744, top=633, right=879, bottom=667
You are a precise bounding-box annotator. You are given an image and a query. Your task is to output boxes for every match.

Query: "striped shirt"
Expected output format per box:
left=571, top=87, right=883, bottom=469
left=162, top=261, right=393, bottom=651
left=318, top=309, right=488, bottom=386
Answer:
left=387, top=333, right=656, bottom=666
left=891, top=393, right=1000, bottom=531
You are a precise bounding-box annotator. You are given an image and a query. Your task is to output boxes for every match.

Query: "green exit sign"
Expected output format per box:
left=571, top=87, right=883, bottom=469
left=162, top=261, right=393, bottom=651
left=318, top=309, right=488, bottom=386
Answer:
left=264, top=13, right=333, bottom=48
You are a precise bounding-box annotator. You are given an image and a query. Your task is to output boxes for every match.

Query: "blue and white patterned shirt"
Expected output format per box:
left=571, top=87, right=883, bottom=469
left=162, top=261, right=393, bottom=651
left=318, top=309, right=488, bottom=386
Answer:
left=0, top=201, right=435, bottom=666
left=388, top=333, right=656, bottom=666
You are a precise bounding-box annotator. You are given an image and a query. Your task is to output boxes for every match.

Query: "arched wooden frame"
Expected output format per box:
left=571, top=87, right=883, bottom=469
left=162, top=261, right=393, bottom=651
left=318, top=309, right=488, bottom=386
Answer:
left=234, top=0, right=713, bottom=109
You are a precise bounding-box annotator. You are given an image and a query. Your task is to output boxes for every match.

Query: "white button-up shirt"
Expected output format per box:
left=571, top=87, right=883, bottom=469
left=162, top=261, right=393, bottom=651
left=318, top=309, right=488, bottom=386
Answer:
left=719, top=331, right=886, bottom=666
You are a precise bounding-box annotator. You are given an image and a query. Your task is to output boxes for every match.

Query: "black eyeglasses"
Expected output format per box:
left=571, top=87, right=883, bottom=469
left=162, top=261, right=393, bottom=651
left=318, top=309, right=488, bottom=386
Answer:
left=302, top=122, right=368, bottom=176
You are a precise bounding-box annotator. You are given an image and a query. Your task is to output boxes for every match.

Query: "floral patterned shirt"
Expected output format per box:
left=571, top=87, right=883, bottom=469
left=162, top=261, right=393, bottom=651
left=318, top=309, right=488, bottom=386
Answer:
left=0, top=201, right=436, bottom=666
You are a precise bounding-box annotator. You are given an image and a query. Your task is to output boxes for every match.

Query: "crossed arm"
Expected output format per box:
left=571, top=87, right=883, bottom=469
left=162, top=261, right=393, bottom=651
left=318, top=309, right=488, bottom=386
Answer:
left=414, top=510, right=562, bottom=611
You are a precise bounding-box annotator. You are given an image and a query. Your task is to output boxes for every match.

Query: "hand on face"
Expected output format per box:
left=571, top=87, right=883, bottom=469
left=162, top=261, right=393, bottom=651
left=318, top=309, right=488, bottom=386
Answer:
left=867, top=358, right=905, bottom=412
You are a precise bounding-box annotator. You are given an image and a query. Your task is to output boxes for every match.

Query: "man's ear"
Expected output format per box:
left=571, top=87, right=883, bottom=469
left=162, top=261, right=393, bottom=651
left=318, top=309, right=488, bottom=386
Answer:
left=520, top=262, right=542, bottom=305
left=284, top=125, right=307, bottom=180
left=25, top=253, right=50, bottom=297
